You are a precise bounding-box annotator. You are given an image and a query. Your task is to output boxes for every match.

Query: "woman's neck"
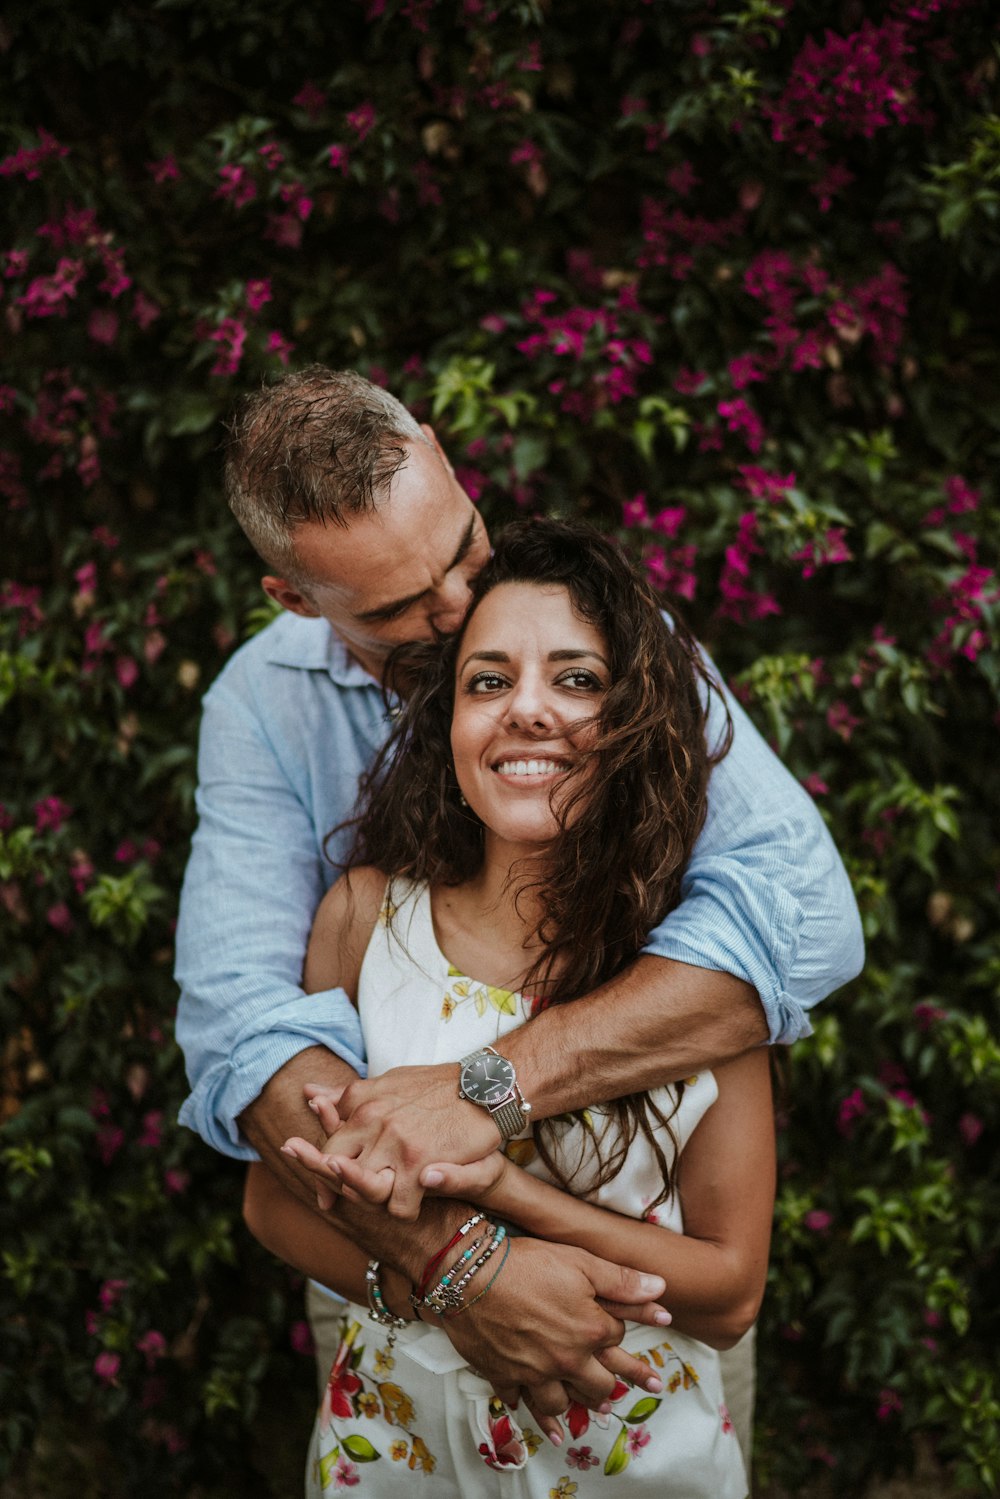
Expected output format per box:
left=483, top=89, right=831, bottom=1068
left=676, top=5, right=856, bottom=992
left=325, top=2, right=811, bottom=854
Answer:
left=429, top=835, right=554, bottom=993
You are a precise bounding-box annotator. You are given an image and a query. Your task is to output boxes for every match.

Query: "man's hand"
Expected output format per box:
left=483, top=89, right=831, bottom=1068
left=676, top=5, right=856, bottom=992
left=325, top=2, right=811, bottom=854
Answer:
left=293, top=1064, right=502, bottom=1218
left=444, top=1238, right=668, bottom=1441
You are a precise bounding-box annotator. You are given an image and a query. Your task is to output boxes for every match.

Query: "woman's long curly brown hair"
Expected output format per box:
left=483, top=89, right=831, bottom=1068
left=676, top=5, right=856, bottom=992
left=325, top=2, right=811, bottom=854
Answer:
left=336, top=517, right=733, bottom=1208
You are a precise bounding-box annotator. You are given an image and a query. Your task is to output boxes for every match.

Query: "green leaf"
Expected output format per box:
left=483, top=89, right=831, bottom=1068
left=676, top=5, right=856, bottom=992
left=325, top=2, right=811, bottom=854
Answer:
left=343, top=1434, right=381, bottom=1462
left=604, top=1425, right=630, bottom=1475
left=624, top=1396, right=661, bottom=1424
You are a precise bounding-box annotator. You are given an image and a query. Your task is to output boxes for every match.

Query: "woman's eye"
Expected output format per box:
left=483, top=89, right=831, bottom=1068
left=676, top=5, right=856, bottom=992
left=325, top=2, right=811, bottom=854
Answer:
left=559, top=670, right=603, bottom=690
left=467, top=672, right=508, bottom=693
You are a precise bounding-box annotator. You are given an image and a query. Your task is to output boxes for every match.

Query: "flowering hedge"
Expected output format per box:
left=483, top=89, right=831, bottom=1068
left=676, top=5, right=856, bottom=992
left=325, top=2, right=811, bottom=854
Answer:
left=2, top=2, right=999, bottom=1494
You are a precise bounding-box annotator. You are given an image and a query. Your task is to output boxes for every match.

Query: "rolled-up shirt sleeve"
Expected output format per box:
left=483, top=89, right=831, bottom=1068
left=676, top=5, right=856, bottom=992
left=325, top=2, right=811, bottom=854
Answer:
left=642, top=673, right=864, bottom=1044
left=174, top=666, right=369, bottom=1161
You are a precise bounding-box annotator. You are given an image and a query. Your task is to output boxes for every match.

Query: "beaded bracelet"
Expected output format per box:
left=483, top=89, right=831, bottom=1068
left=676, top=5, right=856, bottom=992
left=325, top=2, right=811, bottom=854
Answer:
left=423, top=1224, right=507, bottom=1315
left=365, top=1260, right=408, bottom=1346
left=443, top=1233, right=511, bottom=1320
left=416, top=1211, right=484, bottom=1301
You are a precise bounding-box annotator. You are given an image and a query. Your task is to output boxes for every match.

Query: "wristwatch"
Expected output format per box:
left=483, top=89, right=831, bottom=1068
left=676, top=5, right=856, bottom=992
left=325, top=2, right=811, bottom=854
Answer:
left=458, top=1045, right=531, bottom=1143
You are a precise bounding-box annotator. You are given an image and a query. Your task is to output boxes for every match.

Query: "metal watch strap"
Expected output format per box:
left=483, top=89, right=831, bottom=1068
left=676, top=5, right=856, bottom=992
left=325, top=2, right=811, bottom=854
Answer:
left=490, top=1096, right=527, bottom=1141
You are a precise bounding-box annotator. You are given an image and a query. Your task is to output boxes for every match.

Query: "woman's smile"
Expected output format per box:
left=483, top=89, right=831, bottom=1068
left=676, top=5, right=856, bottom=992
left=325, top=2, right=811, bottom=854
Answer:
left=450, top=581, right=610, bottom=854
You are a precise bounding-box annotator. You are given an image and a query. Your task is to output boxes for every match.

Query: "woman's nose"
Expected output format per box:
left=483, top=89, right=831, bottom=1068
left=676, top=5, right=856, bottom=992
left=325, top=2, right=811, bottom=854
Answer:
left=504, top=676, right=554, bottom=732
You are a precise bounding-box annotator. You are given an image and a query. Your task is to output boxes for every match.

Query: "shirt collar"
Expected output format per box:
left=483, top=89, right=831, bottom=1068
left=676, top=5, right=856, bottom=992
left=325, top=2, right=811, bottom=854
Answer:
left=264, top=613, right=380, bottom=688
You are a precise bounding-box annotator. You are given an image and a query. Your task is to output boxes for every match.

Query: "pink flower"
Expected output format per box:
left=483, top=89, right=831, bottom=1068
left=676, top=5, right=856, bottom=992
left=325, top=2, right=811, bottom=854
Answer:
left=116, top=656, right=140, bottom=689
left=627, top=1425, right=651, bottom=1455
left=100, top=1279, right=128, bottom=1311
left=837, top=1087, right=867, bottom=1136
left=765, top=21, right=922, bottom=159
left=876, top=1388, right=903, bottom=1422
left=717, top=397, right=765, bottom=453
left=728, top=353, right=768, bottom=389
left=47, top=902, right=74, bottom=934
left=138, top=1110, right=164, bottom=1148
left=132, top=291, right=162, bottom=330
left=147, top=156, right=180, bottom=184
left=346, top=102, right=377, bottom=142
left=35, top=795, right=72, bottom=832
left=245, top=278, right=272, bottom=312
left=327, top=143, right=351, bottom=177
left=651, top=505, right=686, bottom=540
left=136, top=1330, right=167, bottom=1368
left=94, top=1351, right=121, bottom=1384
left=913, top=1000, right=946, bottom=1030
left=258, top=142, right=284, bottom=172
left=958, top=1112, right=983, bottom=1148
left=208, top=316, right=247, bottom=377
left=334, top=1456, right=360, bottom=1488
left=70, top=852, right=95, bottom=895
left=826, top=701, right=861, bottom=741
left=0, top=128, right=69, bottom=180
left=293, top=81, right=328, bottom=120
left=279, top=181, right=313, bottom=221
left=215, top=163, right=257, bottom=208
left=266, top=330, right=295, bottom=365
left=804, top=1209, right=833, bottom=1233
left=623, top=493, right=651, bottom=528
left=793, top=527, right=853, bottom=580
left=567, top=1444, right=600, bottom=1469
left=19, top=257, right=86, bottom=318
left=720, top=1403, right=734, bottom=1434
left=801, top=774, right=829, bottom=796
left=164, top=1168, right=190, bottom=1196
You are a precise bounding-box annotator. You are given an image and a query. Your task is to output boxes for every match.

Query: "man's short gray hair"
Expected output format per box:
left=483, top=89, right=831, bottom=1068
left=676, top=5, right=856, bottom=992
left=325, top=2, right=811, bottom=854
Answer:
left=224, top=366, right=430, bottom=580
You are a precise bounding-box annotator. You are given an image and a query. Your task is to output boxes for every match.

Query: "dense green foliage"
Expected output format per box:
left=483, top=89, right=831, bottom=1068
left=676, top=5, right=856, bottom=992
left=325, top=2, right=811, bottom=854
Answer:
left=2, top=1, right=998, bottom=1493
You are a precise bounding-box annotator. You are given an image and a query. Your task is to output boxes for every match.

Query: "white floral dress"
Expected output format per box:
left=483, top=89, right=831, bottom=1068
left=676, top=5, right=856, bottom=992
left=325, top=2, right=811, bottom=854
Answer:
left=305, top=880, right=747, bottom=1498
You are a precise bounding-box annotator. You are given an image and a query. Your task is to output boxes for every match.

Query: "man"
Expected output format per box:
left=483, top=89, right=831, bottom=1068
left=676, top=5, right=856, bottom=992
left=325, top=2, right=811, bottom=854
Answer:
left=175, top=366, right=863, bottom=1456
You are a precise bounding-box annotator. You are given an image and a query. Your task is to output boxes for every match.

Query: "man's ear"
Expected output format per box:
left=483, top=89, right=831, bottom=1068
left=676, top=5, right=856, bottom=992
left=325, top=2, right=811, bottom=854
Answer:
left=419, top=422, right=454, bottom=476
left=261, top=576, right=321, bottom=618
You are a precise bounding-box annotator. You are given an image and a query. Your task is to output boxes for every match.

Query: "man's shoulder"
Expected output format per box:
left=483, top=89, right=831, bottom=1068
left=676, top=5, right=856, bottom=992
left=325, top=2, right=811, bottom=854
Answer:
left=206, top=612, right=335, bottom=699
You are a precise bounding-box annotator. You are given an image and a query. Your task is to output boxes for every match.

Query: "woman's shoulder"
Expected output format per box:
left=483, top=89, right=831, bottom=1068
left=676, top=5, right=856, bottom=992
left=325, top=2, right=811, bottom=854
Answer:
left=304, top=866, right=392, bottom=999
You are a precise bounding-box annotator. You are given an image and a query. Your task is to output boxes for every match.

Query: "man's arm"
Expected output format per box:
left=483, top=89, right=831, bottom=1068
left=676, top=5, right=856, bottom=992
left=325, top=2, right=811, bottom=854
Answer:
left=174, top=643, right=370, bottom=1161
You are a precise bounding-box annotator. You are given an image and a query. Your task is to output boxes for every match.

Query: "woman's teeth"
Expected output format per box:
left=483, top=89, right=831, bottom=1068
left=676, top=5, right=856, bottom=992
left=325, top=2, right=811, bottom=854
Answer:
left=494, top=759, right=567, bottom=777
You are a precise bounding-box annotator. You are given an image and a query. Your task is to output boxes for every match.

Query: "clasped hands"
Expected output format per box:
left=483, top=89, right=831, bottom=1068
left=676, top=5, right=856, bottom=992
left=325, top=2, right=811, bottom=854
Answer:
left=281, top=1064, right=672, bottom=1437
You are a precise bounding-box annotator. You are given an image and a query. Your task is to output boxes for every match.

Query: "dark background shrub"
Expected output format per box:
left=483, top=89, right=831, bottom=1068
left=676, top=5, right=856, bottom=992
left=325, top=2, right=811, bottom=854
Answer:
left=2, top=2, right=998, bottom=1493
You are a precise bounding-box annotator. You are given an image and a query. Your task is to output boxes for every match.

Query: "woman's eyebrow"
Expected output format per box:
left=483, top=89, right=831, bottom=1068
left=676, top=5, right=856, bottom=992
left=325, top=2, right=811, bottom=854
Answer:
left=458, top=647, right=610, bottom=672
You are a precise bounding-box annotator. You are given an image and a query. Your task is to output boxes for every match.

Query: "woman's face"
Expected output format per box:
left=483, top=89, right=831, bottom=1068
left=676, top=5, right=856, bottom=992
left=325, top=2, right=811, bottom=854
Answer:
left=450, top=581, right=611, bottom=855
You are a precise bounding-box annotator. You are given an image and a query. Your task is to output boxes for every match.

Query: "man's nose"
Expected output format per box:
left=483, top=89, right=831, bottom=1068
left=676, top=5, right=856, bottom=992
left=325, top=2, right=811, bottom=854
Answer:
left=429, top=572, right=473, bottom=635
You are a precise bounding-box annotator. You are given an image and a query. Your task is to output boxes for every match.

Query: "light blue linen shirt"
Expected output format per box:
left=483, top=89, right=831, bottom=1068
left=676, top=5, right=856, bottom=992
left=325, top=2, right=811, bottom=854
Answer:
left=175, top=611, right=863, bottom=1159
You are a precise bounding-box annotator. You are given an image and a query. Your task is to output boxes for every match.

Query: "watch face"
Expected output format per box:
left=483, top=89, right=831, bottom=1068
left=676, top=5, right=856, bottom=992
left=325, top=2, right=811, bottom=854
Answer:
left=460, top=1052, right=515, bottom=1105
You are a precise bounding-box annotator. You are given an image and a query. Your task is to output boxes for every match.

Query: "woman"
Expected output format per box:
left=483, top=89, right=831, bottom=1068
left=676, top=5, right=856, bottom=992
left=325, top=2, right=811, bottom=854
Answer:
left=245, top=518, right=774, bottom=1496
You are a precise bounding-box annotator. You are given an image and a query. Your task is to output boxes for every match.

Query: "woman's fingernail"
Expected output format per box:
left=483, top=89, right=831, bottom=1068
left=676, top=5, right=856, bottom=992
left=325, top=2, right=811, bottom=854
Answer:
left=325, top=1158, right=342, bottom=1175
left=548, top=1428, right=563, bottom=1447
left=654, top=1309, right=672, bottom=1326
left=280, top=1144, right=299, bottom=1159
left=308, top=1099, right=321, bottom=1112
left=638, top=1274, right=665, bottom=1294
left=645, top=1375, right=663, bottom=1393
left=598, top=1401, right=612, bottom=1415
left=423, top=1169, right=444, bottom=1187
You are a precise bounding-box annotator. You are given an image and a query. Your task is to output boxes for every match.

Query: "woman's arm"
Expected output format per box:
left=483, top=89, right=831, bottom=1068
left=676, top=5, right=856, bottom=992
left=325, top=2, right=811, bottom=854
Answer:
left=416, top=1049, right=774, bottom=1349
left=242, top=1161, right=415, bottom=1316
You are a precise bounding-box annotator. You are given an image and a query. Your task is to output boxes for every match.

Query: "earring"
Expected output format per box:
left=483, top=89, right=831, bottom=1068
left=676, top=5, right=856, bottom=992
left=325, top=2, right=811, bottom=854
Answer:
left=459, top=791, right=468, bottom=807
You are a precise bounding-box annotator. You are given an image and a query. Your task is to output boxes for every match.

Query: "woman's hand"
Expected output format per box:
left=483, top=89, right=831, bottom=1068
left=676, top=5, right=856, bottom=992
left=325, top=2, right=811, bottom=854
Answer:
left=420, top=1152, right=510, bottom=1204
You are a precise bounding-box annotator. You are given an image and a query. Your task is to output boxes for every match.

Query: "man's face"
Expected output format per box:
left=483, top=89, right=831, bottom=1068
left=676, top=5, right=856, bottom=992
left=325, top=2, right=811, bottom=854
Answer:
left=262, top=435, right=491, bottom=679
